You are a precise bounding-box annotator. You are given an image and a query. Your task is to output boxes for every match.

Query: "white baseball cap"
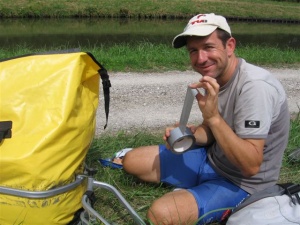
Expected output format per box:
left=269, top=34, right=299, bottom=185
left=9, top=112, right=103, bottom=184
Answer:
left=172, top=13, right=231, bottom=48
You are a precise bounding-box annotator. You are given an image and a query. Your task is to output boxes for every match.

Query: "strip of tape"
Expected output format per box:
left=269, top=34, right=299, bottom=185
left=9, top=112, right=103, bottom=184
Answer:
left=168, top=86, right=198, bottom=153
left=179, top=87, right=198, bottom=132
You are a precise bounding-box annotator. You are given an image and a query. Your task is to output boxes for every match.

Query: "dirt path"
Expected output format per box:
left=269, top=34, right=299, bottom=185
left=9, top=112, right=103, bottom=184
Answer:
left=95, top=68, right=300, bottom=135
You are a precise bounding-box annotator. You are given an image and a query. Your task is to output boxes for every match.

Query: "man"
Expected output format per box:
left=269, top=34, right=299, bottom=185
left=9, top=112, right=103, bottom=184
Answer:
left=122, top=13, right=290, bottom=225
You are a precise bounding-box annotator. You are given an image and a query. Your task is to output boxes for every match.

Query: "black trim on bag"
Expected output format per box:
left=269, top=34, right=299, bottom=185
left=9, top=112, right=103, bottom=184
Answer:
left=0, top=121, right=12, bottom=142
left=99, top=67, right=111, bottom=130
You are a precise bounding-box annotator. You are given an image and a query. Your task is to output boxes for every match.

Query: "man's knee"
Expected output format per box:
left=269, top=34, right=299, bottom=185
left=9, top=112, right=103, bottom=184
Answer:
left=123, top=146, right=161, bottom=182
left=122, top=151, right=146, bottom=180
left=146, top=190, right=199, bottom=225
left=122, top=150, right=136, bottom=173
left=147, top=198, right=171, bottom=225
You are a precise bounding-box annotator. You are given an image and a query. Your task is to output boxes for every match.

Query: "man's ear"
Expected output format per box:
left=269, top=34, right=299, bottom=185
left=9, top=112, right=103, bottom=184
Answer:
left=226, top=37, right=236, bottom=57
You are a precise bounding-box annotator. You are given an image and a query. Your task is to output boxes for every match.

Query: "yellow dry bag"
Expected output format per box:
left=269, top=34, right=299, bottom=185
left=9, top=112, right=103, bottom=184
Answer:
left=0, top=50, right=111, bottom=225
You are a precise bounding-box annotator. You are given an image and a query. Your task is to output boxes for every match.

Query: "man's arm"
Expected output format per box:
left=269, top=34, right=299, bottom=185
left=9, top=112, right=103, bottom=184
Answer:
left=192, top=122, right=215, bottom=146
left=190, top=76, right=264, bottom=177
left=207, top=115, right=264, bottom=177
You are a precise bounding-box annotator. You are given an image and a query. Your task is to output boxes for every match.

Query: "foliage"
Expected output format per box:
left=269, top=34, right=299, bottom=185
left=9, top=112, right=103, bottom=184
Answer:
left=1, top=44, right=299, bottom=72
left=0, top=0, right=299, bottom=21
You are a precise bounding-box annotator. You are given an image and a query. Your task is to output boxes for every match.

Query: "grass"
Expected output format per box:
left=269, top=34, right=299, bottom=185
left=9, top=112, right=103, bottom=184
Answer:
left=86, top=114, right=300, bottom=225
left=280, top=112, right=300, bottom=184
left=1, top=44, right=299, bottom=72
left=0, top=0, right=300, bottom=21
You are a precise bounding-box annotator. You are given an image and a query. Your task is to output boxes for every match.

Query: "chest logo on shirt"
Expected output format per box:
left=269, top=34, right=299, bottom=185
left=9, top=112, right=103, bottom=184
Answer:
left=245, top=120, right=260, bottom=128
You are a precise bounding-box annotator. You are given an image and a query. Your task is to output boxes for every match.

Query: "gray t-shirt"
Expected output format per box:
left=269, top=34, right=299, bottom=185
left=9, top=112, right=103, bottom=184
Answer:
left=208, top=58, right=290, bottom=194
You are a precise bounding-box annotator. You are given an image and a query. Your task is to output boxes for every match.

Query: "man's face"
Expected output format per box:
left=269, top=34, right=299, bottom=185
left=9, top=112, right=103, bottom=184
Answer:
left=186, top=31, right=230, bottom=79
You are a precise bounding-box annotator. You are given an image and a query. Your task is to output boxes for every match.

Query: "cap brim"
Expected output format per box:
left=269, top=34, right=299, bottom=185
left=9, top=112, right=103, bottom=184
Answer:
left=172, top=25, right=218, bottom=48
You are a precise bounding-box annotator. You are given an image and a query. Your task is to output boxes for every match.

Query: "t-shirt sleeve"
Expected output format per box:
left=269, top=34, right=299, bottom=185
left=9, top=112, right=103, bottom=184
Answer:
left=233, top=80, right=277, bottom=139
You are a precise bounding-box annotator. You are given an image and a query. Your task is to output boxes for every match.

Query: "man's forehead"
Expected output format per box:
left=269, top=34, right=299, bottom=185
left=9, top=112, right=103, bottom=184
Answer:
left=186, top=31, right=220, bottom=46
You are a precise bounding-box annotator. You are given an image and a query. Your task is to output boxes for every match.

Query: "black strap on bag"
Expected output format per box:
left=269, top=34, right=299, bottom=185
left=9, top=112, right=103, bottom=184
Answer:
left=279, top=183, right=300, bottom=205
left=86, top=52, right=111, bottom=130
left=99, top=67, right=111, bottom=129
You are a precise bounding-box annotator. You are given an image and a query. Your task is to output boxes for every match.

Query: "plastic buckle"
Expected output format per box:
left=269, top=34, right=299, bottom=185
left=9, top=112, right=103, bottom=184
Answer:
left=286, top=184, right=300, bottom=205
left=102, top=79, right=111, bottom=89
left=84, top=190, right=97, bottom=206
left=84, top=165, right=98, bottom=176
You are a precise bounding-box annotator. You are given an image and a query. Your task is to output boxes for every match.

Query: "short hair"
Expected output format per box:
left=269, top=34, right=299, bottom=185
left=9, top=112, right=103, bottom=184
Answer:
left=216, top=28, right=231, bottom=48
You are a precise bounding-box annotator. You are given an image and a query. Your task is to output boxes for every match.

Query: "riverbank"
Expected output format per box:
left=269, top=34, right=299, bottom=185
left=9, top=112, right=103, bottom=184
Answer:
left=95, top=68, right=300, bottom=136
left=1, top=45, right=299, bottom=71
left=0, top=0, right=300, bottom=22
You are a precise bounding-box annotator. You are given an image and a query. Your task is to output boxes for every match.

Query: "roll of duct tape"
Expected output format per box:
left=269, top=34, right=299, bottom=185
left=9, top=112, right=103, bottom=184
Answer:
left=168, top=87, right=198, bottom=154
left=168, top=126, right=195, bottom=153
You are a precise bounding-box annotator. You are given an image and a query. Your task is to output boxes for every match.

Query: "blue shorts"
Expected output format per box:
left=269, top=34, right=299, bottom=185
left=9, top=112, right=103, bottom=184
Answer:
left=159, top=145, right=249, bottom=225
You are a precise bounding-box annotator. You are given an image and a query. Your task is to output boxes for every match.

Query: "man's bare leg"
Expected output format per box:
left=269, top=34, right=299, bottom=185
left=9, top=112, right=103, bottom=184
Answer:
left=123, top=146, right=199, bottom=225
left=147, top=189, right=199, bottom=225
left=122, top=145, right=161, bottom=182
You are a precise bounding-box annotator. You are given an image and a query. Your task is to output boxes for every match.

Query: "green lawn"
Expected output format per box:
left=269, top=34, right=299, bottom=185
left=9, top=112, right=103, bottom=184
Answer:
left=0, top=0, right=299, bottom=20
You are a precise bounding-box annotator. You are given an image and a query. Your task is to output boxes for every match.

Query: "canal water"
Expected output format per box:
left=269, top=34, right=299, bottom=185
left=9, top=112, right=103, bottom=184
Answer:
left=0, top=18, right=299, bottom=49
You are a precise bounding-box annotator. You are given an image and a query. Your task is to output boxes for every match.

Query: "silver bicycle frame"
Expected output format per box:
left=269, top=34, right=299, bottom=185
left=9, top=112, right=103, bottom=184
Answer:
left=0, top=175, right=146, bottom=225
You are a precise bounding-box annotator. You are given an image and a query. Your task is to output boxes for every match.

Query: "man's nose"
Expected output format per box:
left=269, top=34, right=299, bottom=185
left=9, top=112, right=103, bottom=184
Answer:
left=196, top=50, right=208, bottom=64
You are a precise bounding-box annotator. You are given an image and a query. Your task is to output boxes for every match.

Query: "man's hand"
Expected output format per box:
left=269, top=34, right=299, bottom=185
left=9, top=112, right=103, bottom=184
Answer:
left=163, top=123, right=198, bottom=149
left=189, top=76, right=221, bottom=125
left=163, top=123, right=178, bottom=149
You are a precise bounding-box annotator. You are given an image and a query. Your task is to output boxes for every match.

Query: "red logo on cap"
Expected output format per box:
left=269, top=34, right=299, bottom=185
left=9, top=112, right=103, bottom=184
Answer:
left=190, top=15, right=207, bottom=25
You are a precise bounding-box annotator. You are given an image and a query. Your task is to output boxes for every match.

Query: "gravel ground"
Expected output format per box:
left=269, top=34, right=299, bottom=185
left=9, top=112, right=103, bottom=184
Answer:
left=95, top=68, right=300, bottom=136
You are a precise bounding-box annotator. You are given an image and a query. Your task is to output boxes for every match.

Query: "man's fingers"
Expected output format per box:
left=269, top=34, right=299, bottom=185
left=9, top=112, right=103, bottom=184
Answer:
left=201, top=77, right=220, bottom=94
